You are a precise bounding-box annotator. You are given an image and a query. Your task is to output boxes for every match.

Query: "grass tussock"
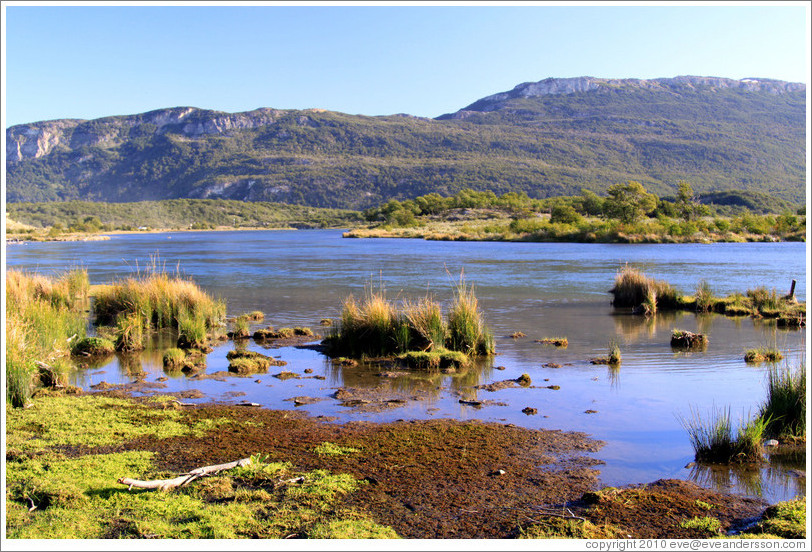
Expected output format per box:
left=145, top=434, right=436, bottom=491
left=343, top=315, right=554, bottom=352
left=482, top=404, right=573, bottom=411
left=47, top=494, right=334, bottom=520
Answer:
left=537, top=337, right=568, bottom=347
left=71, top=336, right=115, bottom=357
left=326, top=279, right=494, bottom=360
left=6, top=270, right=89, bottom=407
left=92, top=270, right=224, bottom=333
left=760, top=364, right=805, bottom=440
left=610, top=265, right=681, bottom=310
left=679, top=406, right=765, bottom=464
left=611, top=269, right=805, bottom=326
left=671, top=330, right=709, bottom=349
left=744, top=348, right=783, bottom=363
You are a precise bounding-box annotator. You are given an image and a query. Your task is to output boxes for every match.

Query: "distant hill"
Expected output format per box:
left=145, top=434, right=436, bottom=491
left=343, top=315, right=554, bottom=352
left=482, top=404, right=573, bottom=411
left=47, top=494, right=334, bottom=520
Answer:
left=6, top=76, right=806, bottom=209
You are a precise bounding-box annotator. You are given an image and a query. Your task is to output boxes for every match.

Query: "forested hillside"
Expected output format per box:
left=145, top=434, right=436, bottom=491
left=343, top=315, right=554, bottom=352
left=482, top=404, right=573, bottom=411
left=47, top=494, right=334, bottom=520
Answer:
left=6, top=76, right=805, bottom=209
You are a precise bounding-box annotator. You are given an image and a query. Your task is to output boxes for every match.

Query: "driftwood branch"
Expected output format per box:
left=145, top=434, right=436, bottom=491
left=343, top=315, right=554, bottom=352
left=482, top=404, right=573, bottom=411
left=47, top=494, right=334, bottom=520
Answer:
left=118, top=458, right=252, bottom=491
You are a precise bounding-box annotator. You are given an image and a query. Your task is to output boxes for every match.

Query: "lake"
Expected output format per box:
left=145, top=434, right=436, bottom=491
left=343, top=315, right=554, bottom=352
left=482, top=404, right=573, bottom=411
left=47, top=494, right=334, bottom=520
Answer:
left=6, top=230, right=807, bottom=503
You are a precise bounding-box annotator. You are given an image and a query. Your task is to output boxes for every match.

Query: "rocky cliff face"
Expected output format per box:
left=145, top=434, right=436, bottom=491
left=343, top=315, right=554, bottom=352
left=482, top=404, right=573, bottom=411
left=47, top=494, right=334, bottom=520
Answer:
left=6, top=107, right=285, bottom=162
left=446, top=75, right=806, bottom=116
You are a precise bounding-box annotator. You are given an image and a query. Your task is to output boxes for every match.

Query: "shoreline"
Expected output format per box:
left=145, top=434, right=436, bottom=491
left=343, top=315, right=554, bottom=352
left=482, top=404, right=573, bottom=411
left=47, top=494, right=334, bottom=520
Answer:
left=7, top=389, right=801, bottom=539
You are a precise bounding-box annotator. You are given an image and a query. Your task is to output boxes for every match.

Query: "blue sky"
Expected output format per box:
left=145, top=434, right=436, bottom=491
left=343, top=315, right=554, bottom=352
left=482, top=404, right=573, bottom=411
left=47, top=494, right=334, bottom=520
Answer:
left=3, top=2, right=809, bottom=127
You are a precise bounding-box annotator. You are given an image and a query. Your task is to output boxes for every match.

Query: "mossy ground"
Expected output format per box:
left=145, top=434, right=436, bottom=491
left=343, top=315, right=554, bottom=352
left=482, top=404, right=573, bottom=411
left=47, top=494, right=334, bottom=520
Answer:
left=5, top=394, right=394, bottom=539
left=6, top=393, right=803, bottom=540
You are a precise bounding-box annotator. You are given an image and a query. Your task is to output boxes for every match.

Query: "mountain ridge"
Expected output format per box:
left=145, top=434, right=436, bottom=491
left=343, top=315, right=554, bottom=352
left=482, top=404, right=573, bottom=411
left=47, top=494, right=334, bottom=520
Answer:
left=6, top=76, right=806, bottom=208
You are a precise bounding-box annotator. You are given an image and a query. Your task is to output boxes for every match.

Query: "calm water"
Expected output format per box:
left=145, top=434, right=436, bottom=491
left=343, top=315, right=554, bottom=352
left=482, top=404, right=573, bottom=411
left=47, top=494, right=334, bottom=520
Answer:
left=6, top=230, right=808, bottom=503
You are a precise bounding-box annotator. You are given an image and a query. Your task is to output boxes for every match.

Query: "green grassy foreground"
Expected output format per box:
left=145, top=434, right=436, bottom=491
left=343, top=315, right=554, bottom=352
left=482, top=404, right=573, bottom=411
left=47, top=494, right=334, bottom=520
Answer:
left=5, top=394, right=397, bottom=539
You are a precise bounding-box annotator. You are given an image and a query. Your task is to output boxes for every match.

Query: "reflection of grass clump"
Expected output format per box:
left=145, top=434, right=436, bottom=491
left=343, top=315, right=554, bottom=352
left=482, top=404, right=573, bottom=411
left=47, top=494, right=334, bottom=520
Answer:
left=397, top=349, right=470, bottom=371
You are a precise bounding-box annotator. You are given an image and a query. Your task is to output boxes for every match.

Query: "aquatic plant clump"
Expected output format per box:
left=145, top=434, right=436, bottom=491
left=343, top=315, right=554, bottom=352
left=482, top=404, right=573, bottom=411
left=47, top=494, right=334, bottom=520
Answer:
left=92, top=271, right=225, bottom=332
left=744, top=348, right=783, bottom=363
left=610, top=266, right=681, bottom=310
left=670, top=330, right=708, bottom=350
left=447, top=280, right=495, bottom=356
left=326, top=282, right=494, bottom=360
left=6, top=270, right=89, bottom=407
left=678, top=406, right=765, bottom=464
left=760, top=364, right=806, bottom=440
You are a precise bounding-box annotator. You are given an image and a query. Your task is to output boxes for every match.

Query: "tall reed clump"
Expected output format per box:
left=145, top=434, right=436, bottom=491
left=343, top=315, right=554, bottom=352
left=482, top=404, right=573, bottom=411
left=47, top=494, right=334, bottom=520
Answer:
left=610, top=266, right=681, bottom=310
left=760, top=363, right=805, bottom=441
left=694, top=280, right=715, bottom=313
left=679, top=406, right=765, bottom=464
left=92, top=271, right=224, bottom=350
left=5, top=270, right=89, bottom=407
left=326, top=280, right=493, bottom=359
left=447, top=280, right=494, bottom=356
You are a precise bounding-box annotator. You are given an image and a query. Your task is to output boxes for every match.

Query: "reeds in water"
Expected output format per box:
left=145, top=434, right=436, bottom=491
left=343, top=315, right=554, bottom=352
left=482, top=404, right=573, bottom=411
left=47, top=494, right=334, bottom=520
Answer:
left=760, top=363, right=806, bottom=440
left=6, top=270, right=89, bottom=407
left=327, top=279, right=494, bottom=359
left=610, top=266, right=680, bottom=310
left=679, top=406, right=765, bottom=463
left=447, top=280, right=494, bottom=356
left=92, top=271, right=224, bottom=331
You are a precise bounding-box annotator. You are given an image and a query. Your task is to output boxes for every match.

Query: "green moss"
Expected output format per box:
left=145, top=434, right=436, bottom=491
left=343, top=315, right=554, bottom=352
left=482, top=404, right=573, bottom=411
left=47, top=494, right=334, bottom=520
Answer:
left=5, top=395, right=227, bottom=452
left=679, top=516, right=721, bottom=535
left=309, top=517, right=400, bottom=539
left=5, top=396, right=397, bottom=539
left=315, top=442, right=360, bottom=456
left=745, top=497, right=806, bottom=539
left=71, top=336, right=115, bottom=356
left=520, top=517, right=622, bottom=539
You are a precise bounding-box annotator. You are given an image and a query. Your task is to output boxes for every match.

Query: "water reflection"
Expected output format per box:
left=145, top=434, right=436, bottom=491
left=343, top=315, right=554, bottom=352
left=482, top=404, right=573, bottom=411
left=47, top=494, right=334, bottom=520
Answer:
left=688, top=454, right=806, bottom=502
